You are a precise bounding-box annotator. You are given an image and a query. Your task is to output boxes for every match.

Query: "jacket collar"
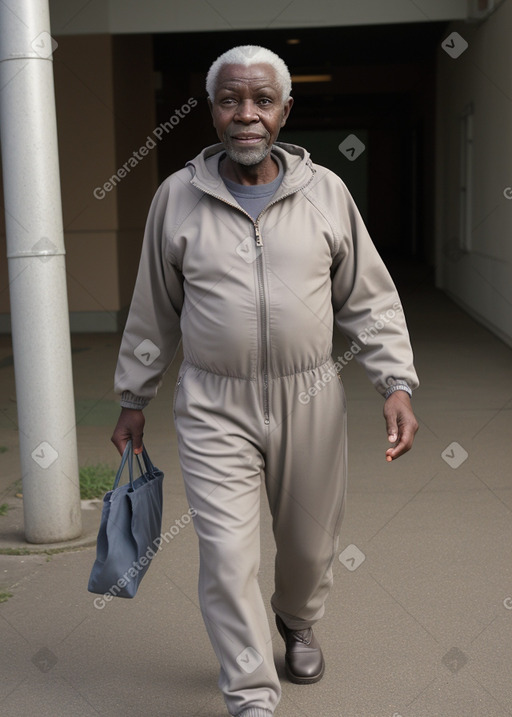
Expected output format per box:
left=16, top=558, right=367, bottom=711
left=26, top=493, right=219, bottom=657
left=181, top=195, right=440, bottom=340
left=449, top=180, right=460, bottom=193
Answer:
left=186, top=142, right=315, bottom=203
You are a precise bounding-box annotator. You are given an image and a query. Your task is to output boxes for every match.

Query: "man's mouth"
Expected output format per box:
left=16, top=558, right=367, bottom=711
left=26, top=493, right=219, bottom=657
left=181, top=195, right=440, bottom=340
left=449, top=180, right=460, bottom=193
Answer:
left=230, top=134, right=266, bottom=144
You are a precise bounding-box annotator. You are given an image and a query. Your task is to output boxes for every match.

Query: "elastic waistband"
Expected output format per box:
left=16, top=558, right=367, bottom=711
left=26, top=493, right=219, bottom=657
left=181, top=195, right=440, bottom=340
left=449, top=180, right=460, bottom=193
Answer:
left=182, top=356, right=334, bottom=381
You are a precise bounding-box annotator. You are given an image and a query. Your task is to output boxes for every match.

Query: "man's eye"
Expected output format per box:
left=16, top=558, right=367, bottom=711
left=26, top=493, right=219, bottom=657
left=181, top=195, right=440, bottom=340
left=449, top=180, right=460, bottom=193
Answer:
left=258, top=98, right=272, bottom=106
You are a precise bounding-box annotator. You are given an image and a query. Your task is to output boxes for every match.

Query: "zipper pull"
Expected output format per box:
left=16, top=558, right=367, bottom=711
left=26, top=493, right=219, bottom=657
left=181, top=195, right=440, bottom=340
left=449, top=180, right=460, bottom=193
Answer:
left=254, top=223, right=263, bottom=247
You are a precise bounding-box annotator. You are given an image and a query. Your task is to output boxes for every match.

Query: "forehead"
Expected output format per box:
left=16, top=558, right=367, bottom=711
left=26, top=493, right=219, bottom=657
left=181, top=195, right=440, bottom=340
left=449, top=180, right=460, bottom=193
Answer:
left=215, top=63, right=279, bottom=93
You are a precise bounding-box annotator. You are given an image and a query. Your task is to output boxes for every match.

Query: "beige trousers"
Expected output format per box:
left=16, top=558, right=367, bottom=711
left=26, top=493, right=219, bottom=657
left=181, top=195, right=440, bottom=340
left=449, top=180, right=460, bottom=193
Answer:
left=174, top=359, right=347, bottom=717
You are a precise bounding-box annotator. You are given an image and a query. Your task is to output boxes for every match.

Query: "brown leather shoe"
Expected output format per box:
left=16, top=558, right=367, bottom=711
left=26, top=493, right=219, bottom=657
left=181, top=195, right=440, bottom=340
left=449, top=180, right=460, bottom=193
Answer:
left=275, top=614, right=325, bottom=684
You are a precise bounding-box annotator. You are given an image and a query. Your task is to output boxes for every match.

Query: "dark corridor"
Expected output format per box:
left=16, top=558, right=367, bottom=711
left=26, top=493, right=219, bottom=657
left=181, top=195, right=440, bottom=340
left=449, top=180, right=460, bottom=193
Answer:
left=151, top=22, right=448, bottom=266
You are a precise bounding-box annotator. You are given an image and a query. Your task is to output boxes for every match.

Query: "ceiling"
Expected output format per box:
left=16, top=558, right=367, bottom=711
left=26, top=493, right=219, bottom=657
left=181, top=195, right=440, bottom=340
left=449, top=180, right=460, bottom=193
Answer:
left=153, top=22, right=450, bottom=75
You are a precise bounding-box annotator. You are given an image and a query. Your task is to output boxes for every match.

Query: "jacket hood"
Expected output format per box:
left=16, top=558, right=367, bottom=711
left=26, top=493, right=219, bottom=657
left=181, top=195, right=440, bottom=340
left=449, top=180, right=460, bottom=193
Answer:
left=185, top=142, right=315, bottom=200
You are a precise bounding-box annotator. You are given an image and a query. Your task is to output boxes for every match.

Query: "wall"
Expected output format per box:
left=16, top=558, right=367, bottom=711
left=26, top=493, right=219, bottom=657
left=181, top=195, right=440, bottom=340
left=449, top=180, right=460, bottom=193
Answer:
left=435, top=0, right=512, bottom=346
left=48, top=0, right=468, bottom=35
left=0, top=34, right=158, bottom=332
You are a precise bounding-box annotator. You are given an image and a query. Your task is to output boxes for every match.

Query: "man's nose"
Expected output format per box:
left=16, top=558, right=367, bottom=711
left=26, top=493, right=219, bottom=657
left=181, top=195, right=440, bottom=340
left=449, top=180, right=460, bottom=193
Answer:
left=234, top=100, right=259, bottom=123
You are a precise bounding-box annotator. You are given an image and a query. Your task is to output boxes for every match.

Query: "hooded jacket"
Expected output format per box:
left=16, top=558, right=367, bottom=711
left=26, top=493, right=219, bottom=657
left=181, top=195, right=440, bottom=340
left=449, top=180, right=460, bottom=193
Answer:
left=114, top=142, right=419, bottom=410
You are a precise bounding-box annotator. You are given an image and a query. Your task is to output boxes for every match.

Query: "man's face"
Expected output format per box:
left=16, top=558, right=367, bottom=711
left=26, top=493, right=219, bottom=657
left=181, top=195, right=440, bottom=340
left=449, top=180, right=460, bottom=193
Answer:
left=209, top=63, right=293, bottom=167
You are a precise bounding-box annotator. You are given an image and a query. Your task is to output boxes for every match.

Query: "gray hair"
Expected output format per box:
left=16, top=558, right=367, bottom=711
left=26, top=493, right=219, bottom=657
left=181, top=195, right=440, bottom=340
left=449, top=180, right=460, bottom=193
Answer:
left=206, top=45, right=292, bottom=102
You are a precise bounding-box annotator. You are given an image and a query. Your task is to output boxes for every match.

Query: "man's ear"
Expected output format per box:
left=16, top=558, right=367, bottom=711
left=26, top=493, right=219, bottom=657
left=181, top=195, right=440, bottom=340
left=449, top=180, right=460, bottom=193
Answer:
left=207, top=98, right=213, bottom=117
left=281, top=97, right=294, bottom=127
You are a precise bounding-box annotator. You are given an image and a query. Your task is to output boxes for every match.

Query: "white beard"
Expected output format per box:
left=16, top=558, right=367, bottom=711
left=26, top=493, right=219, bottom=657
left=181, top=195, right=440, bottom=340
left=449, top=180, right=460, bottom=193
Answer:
left=223, top=133, right=271, bottom=166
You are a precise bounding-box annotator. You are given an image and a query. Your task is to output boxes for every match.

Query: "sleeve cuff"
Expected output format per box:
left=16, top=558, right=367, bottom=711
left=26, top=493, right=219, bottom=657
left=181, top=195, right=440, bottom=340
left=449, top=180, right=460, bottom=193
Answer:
left=120, top=391, right=150, bottom=410
left=384, top=381, right=412, bottom=400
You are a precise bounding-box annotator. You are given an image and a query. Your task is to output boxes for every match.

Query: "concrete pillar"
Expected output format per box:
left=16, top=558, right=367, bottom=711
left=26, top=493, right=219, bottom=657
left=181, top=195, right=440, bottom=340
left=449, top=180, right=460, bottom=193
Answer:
left=0, top=0, right=82, bottom=542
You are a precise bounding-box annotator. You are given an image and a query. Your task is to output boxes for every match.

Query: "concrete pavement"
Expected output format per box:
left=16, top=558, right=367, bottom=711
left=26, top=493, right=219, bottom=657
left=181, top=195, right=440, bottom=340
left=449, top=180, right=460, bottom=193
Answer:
left=1, top=269, right=511, bottom=716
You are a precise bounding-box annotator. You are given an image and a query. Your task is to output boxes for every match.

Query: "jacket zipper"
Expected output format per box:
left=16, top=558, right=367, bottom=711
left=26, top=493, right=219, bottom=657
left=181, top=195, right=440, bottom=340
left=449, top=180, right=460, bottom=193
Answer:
left=251, top=188, right=313, bottom=426
left=254, top=219, right=269, bottom=424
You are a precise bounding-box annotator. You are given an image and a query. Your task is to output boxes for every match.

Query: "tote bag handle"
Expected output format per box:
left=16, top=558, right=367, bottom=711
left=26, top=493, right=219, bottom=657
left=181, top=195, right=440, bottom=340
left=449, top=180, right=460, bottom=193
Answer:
left=112, top=440, right=135, bottom=491
left=112, top=442, right=157, bottom=492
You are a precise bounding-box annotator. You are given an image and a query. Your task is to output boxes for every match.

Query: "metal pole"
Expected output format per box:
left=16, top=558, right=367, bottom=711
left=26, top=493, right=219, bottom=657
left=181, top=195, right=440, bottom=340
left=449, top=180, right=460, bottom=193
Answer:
left=0, top=0, right=82, bottom=542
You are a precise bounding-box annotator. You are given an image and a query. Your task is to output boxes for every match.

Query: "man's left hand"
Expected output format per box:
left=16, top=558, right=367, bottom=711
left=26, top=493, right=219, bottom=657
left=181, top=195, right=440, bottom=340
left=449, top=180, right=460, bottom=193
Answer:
left=383, top=391, right=419, bottom=462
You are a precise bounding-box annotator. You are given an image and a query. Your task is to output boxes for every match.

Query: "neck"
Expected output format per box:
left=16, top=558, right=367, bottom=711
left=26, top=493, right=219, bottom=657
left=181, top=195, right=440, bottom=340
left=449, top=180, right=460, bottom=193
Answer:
left=220, top=154, right=278, bottom=185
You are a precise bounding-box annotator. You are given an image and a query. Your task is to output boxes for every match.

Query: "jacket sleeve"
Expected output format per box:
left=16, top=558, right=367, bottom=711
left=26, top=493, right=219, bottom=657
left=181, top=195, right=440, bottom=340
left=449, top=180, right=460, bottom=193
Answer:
left=114, top=180, right=183, bottom=408
left=331, top=183, right=419, bottom=397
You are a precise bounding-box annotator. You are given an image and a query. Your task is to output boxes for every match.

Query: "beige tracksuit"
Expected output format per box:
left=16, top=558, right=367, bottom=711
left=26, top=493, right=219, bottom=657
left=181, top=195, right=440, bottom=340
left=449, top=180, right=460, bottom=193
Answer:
left=115, top=143, right=419, bottom=716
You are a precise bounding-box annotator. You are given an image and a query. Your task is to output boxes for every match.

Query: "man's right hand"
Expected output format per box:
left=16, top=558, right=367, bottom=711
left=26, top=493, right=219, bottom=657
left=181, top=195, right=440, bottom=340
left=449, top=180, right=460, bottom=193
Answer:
left=111, top=408, right=145, bottom=455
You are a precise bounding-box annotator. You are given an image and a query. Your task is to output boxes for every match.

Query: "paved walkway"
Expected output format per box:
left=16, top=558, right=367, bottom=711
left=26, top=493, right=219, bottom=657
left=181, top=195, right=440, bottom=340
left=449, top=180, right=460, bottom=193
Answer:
left=1, top=267, right=511, bottom=716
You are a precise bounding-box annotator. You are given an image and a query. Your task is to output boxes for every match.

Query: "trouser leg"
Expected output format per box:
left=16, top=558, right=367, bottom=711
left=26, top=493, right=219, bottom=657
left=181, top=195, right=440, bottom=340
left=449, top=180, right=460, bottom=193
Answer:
left=174, top=365, right=280, bottom=717
left=266, top=363, right=347, bottom=630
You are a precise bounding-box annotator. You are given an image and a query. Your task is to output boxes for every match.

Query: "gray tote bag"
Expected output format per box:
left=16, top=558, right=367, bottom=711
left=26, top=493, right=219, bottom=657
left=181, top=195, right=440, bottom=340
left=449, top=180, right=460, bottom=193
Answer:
left=88, top=441, right=164, bottom=598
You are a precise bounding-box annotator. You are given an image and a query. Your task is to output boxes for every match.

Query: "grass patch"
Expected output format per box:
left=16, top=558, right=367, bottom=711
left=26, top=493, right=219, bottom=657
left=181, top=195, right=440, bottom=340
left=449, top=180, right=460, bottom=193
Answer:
left=0, top=446, right=8, bottom=454
left=0, top=503, right=9, bottom=516
left=79, top=463, right=115, bottom=499
left=0, top=591, right=13, bottom=603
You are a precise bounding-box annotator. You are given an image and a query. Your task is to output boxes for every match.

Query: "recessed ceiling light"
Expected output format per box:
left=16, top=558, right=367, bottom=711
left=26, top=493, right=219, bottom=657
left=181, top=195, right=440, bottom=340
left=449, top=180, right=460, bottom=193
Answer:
left=286, top=38, right=301, bottom=45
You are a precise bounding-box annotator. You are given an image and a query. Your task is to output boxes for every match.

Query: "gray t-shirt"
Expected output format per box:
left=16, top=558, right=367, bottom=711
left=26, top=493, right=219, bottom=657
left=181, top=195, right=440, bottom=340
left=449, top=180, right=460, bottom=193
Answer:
left=222, top=155, right=284, bottom=220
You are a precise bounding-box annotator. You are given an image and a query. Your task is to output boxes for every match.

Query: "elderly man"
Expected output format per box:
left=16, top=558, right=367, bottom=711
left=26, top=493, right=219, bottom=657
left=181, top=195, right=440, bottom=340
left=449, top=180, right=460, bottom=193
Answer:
left=112, top=45, right=419, bottom=717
